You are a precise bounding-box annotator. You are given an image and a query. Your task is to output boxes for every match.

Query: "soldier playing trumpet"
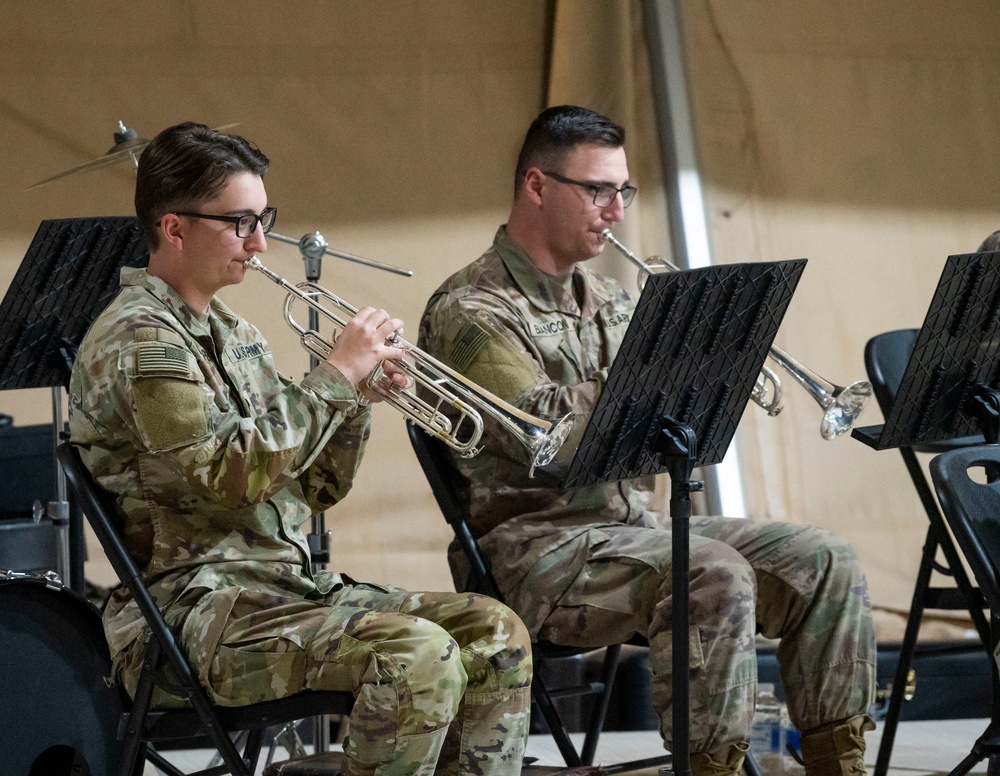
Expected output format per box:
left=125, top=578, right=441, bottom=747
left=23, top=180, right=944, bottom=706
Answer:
left=69, top=121, right=532, bottom=776
left=418, top=105, right=877, bottom=776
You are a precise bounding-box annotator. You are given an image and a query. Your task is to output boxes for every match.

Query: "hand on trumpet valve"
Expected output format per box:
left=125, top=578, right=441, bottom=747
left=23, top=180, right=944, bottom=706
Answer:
left=364, top=359, right=414, bottom=403
left=326, top=306, right=407, bottom=401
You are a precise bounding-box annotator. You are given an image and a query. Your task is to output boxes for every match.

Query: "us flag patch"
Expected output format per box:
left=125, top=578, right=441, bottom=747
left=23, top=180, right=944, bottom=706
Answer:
left=137, top=343, right=189, bottom=376
left=451, top=321, right=490, bottom=372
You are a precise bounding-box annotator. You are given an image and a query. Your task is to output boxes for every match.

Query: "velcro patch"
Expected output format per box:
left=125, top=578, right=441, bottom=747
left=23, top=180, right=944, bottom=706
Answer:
left=450, top=321, right=490, bottom=372
left=136, top=343, right=190, bottom=376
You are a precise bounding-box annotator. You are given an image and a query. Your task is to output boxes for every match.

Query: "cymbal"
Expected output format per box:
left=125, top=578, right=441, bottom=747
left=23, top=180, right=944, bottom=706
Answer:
left=27, top=121, right=240, bottom=190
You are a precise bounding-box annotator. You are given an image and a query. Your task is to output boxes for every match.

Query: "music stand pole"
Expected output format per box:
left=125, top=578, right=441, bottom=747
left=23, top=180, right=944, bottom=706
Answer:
left=663, top=425, right=702, bottom=776
left=297, top=231, right=332, bottom=755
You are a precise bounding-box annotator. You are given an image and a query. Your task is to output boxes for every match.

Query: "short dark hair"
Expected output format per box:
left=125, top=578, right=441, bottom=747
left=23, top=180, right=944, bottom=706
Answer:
left=978, top=230, right=1000, bottom=253
left=135, top=122, right=269, bottom=250
left=513, top=105, right=625, bottom=198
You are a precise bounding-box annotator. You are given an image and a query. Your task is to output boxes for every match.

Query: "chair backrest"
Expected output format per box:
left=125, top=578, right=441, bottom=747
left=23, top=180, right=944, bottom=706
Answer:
left=405, top=421, right=502, bottom=600
left=56, top=444, right=211, bottom=703
left=929, top=445, right=1000, bottom=615
left=864, top=328, right=919, bottom=418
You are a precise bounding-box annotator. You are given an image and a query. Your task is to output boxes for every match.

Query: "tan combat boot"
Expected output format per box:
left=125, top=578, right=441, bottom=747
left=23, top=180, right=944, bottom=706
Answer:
left=797, top=715, right=876, bottom=776
left=690, top=742, right=750, bottom=776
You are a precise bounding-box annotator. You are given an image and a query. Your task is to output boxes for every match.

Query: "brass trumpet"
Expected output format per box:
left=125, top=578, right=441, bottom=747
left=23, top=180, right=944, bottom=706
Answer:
left=601, top=230, right=872, bottom=440
left=245, top=256, right=573, bottom=474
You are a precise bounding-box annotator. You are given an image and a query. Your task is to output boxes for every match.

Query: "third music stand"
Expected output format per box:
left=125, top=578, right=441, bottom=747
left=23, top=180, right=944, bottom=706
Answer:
left=853, top=251, right=1000, bottom=450
left=854, top=250, right=1000, bottom=774
left=564, top=257, right=807, bottom=774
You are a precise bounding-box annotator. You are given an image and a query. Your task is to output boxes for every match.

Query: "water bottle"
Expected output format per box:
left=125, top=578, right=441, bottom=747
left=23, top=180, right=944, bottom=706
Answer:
left=749, top=683, right=783, bottom=772
left=779, top=702, right=804, bottom=774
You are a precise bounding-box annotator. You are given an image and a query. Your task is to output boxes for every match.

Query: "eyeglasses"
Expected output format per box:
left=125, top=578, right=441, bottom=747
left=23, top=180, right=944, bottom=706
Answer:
left=174, top=207, right=277, bottom=238
left=542, top=171, right=636, bottom=208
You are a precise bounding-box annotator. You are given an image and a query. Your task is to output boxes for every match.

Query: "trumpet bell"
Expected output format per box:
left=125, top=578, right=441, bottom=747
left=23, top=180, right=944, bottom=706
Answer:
left=820, top=380, right=873, bottom=441
left=528, top=413, right=575, bottom=474
left=601, top=229, right=873, bottom=439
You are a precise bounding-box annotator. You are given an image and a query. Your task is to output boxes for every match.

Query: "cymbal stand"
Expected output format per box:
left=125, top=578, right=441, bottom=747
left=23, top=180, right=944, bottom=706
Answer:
left=270, top=230, right=412, bottom=754
left=49, top=387, right=71, bottom=584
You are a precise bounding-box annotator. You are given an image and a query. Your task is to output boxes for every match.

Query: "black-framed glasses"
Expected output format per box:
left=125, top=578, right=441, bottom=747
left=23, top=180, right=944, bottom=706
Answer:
left=174, top=207, right=277, bottom=238
left=542, top=171, right=636, bottom=208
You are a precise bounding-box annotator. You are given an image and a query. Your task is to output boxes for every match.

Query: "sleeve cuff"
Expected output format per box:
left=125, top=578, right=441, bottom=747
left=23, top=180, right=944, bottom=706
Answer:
left=302, top=360, right=370, bottom=412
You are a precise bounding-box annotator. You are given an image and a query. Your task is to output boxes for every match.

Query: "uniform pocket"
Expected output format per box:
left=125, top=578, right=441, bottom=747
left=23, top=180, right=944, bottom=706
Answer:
left=197, top=588, right=318, bottom=705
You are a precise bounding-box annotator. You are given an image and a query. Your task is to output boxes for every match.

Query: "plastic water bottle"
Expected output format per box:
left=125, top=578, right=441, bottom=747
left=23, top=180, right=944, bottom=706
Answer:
left=780, top=703, right=804, bottom=774
left=750, top=683, right=783, bottom=772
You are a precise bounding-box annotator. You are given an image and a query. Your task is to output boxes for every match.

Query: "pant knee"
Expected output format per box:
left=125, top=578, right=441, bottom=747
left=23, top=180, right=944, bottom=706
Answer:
left=460, top=595, right=533, bottom=692
left=687, top=542, right=757, bottom=624
left=794, top=527, right=869, bottom=604
left=349, top=616, right=466, bottom=733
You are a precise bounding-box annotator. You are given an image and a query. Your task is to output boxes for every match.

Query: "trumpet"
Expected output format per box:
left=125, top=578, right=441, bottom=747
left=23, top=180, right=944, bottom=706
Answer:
left=601, top=230, right=872, bottom=440
left=244, top=256, right=573, bottom=475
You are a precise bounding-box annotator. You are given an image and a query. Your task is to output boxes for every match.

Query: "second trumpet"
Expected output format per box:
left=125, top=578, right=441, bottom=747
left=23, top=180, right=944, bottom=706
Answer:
left=601, top=230, right=872, bottom=440
left=244, top=256, right=573, bottom=475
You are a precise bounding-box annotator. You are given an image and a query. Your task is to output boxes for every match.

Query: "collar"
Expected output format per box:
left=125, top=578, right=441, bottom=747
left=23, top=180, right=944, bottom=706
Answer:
left=492, top=226, right=614, bottom=321
left=119, top=266, right=240, bottom=340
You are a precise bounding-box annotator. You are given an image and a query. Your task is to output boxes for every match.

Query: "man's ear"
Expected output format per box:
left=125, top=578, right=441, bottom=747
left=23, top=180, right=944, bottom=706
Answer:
left=522, top=167, right=546, bottom=206
left=159, top=213, right=184, bottom=250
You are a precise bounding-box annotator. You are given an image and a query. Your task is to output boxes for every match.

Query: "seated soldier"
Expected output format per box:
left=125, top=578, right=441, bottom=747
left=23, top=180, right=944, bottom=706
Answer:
left=419, top=105, right=877, bottom=776
left=69, top=121, right=532, bottom=776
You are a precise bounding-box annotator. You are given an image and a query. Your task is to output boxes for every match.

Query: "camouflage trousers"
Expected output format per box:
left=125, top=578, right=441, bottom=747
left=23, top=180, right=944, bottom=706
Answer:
left=529, top=516, right=877, bottom=755
left=129, top=584, right=532, bottom=776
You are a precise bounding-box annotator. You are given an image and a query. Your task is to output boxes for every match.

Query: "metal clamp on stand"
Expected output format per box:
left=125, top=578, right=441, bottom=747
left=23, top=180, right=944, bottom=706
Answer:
left=47, top=499, right=71, bottom=584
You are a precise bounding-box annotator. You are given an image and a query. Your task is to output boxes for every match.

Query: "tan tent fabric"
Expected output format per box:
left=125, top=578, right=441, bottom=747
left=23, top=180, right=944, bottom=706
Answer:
left=547, top=0, right=999, bottom=638
left=548, top=0, right=674, bottom=278
left=0, top=2, right=997, bottom=637
left=678, top=0, right=1000, bottom=634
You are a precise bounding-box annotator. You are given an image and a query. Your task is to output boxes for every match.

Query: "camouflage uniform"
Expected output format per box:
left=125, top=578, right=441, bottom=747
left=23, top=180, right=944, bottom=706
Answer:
left=418, top=228, right=876, bottom=754
left=69, top=267, right=531, bottom=776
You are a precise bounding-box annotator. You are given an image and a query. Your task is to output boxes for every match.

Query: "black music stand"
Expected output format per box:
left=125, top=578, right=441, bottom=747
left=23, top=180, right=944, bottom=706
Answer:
left=0, top=216, right=148, bottom=591
left=853, top=251, right=1000, bottom=451
left=853, top=250, right=1000, bottom=772
left=564, top=257, right=807, bottom=774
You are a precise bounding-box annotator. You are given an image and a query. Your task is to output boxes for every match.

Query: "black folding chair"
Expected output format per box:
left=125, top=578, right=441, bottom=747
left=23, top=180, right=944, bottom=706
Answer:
left=864, top=330, right=990, bottom=776
left=929, top=444, right=1000, bottom=776
left=406, top=421, right=766, bottom=775
left=57, top=442, right=355, bottom=776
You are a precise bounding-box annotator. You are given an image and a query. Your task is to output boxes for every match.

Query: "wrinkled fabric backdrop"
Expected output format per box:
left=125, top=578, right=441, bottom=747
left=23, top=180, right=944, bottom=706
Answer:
left=1, top=0, right=998, bottom=643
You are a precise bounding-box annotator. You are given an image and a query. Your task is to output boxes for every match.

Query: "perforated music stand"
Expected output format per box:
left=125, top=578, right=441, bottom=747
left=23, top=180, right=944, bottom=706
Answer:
left=853, top=251, right=1000, bottom=450
left=0, top=216, right=148, bottom=590
left=564, top=257, right=807, bottom=774
left=853, top=250, right=1000, bottom=773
